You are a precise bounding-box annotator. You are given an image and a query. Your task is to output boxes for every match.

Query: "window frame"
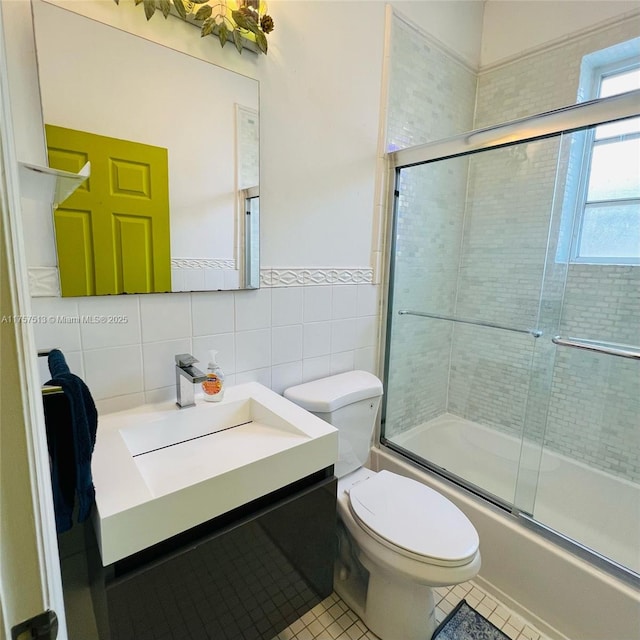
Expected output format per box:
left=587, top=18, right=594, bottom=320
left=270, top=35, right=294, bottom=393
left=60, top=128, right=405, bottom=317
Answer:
left=570, top=57, right=640, bottom=266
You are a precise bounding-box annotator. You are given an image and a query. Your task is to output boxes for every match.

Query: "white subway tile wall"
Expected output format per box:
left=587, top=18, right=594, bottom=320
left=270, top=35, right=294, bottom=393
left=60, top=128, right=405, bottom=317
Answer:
left=31, top=283, right=380, bottom=411
left=474, top=19, right=640, bottom=129
left=386, top=16, right=477, bottom=151
left=445, top=138, right=560, bottom=445
left=384, top=15, right=477, bottom=436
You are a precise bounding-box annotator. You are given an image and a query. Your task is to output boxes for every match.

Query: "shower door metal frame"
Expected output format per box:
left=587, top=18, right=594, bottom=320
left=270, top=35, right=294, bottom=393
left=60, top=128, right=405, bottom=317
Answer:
left=390, top=89, right=640, bottom=167
left=379, top=89, right=640, bottom=586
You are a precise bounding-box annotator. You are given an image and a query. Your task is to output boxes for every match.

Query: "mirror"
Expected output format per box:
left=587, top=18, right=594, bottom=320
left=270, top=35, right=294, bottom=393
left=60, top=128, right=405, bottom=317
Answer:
left=32, top=0, right=259, bottom=295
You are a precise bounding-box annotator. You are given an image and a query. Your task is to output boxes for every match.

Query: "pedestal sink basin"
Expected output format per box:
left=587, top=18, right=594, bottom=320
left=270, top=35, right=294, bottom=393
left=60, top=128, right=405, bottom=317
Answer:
left=92, top=382, right=338, bottom=565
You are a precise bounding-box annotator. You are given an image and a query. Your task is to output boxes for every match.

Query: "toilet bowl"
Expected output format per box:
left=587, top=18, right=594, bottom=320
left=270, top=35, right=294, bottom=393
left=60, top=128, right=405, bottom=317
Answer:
left=284, top=371, right=481, bottom=640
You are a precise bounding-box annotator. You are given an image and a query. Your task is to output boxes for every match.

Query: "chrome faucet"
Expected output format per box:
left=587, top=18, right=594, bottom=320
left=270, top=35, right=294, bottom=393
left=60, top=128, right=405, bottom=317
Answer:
left=175, top=354, right=207, bottom=409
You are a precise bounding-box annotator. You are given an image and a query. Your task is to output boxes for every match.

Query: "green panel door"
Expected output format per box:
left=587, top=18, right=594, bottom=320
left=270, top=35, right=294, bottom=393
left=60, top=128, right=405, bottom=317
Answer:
left=53, top=208, right=95, bottom=296
left=46, top=124, right=171, bottom=295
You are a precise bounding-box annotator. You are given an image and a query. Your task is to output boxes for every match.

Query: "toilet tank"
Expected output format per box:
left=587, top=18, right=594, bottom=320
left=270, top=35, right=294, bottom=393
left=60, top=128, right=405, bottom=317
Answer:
left=284, top=371, right=383, bottom=478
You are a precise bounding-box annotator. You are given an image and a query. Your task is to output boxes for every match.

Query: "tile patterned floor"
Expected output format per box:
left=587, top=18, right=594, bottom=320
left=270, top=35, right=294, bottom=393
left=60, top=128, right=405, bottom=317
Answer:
left=272, top=580, right=552, bottom=640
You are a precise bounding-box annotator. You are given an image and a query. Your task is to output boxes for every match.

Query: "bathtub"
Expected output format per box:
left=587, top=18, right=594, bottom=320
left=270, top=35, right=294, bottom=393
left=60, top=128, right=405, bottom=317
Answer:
left=372, top=414, right=640, bottom=640
left=389, top=414, right=639, bottom=574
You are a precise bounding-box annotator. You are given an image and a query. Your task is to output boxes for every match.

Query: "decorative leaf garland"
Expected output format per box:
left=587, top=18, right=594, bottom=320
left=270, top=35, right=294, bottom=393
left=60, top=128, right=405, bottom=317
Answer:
left=113, top=0, right=274, bottom=54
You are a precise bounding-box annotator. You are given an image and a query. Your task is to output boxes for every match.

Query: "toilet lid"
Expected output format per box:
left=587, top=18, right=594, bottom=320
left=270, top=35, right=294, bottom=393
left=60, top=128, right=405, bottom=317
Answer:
left=348, top=470, right=479, bottom=566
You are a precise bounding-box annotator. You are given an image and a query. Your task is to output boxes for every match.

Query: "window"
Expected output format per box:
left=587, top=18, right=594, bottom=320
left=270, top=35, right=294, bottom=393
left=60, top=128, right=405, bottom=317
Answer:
left=573, top=64, right=640, bottom=263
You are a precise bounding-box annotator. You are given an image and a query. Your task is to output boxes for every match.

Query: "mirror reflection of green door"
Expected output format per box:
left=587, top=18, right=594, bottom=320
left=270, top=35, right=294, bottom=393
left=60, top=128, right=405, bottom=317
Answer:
left=45, top=124, right=171, bottom=296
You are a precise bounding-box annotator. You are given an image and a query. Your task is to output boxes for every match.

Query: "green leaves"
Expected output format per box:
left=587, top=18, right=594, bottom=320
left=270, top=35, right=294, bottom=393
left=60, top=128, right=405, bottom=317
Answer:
left=143, top=0, right=155, bottom=20
left=195, top=4, right=212, bottom=21
left=201, top=18, right=215, bottom=38
left=231, top=8, right=267, bottom=52
left=255, top=30, right=267, bottom=54
left=231, top=10, right=260, bottom=35
left=233, top=28, right=243, bottom=54
left=173, top=0, right=187, bottom=20
left=158, top=0, right=171, bottom=18
left=114, top=0, right=272, bottom=54
left=218, top=23, right=230, bottom=49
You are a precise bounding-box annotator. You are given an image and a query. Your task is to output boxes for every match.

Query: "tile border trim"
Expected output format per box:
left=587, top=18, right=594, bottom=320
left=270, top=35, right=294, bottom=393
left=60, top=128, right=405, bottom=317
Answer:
left=29, top=265, right=375, bottom=296
left=171, top=258, right=236, bottom=270
left=260, top=267, right=374, bottom=287
left=28, top=267, right=60, bottom=297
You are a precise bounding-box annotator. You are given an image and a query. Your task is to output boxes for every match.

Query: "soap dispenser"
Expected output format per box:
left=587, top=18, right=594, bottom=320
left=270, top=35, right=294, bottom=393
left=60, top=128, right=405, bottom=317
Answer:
left=202, top=350, right=225, bottom=402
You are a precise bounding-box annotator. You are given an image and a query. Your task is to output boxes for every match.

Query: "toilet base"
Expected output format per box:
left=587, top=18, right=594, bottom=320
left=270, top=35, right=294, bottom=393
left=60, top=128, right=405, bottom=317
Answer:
left=334, top=520, right=368, bottom=621
left=335, top=525, right=437, bottom=640
left=363, top=562, right=436, bottom=640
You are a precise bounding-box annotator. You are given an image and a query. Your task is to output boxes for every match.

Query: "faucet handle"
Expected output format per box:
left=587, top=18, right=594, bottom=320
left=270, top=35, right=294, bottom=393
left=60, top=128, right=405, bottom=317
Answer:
left=175, top=353, right=198, bottom=368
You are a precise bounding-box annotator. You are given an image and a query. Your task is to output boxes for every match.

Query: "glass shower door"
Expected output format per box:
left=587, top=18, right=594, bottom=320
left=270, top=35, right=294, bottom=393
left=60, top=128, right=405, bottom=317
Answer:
left=383, top=112, right=640, bottom=578
left=383, top=136, right=562, bottom=509
left=528, top=345, right=640, bottom=573
left=521, top=123, right=640, bottom=574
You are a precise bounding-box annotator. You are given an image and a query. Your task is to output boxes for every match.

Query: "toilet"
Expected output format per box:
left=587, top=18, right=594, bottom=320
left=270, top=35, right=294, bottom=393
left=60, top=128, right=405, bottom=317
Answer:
left=284, top=371, right=481, bottom=640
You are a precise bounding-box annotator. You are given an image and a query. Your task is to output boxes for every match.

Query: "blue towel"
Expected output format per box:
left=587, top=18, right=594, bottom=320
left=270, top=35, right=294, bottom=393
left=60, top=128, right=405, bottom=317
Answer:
left=44, top=349, right=98, bottom=533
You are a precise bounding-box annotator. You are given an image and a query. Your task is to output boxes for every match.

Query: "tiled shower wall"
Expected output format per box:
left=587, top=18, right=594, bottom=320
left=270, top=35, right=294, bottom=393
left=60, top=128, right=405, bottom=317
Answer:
left=385, top=16, right=477, bottom=151
left=383, top=15, right=476, bottom=433
left=447, top=138, right=561, bottom=443
left=386, top=12, right=640, bottom=481
left=545, top=265, right=640, bottom=481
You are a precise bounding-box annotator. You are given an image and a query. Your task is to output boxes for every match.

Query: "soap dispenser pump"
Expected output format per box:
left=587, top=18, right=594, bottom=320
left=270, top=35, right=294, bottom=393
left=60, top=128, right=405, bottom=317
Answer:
left=202, top=350, right=224, bottom=402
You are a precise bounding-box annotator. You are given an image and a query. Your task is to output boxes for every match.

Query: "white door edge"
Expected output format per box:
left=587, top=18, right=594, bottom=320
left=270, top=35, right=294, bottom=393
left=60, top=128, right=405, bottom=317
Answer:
left=0, top=1, right=67, bottom=637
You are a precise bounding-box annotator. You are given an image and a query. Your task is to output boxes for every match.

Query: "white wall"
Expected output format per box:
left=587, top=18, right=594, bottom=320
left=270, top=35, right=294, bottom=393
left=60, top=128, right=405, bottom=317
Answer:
left=481, top=0, right=640, bottom=67
left=259, top=0, right=384, bottom=269
left=393, top=0, right=484, bottom=67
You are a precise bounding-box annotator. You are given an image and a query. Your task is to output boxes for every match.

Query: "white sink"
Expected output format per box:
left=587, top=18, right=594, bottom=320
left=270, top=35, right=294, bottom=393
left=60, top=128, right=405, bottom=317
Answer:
left=120, top=397, right=307, bottom=455
left=119, top=397, right=310, bottom=497
left=92, top=382, right=338, bottom=565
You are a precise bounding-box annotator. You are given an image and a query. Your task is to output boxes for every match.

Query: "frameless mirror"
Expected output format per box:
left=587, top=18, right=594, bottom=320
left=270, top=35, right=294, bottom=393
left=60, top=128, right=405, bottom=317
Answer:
left=32, top=0, right=259, bottom=295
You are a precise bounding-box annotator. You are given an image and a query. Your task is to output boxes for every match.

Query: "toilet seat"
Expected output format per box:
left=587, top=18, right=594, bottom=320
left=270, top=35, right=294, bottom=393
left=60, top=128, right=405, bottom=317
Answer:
left=347, top=470, right=479, bottom=568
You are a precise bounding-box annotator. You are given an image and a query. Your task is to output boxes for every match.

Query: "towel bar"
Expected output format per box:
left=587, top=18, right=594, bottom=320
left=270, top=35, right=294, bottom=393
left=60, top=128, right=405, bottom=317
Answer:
left=42, top=385, right=64, bottom=396
left=39, top=349, right=64, bottom=395
left=552, top=336, right=640, bottom=360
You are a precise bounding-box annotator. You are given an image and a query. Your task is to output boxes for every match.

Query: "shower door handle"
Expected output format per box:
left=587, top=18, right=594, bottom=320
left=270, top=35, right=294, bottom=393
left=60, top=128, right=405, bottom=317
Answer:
left=552, top=336, right=640, bottom=360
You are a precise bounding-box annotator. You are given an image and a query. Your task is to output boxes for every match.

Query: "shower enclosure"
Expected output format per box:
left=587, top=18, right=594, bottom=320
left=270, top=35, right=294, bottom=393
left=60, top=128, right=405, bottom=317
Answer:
left=381, top=90, right=640, bottom=581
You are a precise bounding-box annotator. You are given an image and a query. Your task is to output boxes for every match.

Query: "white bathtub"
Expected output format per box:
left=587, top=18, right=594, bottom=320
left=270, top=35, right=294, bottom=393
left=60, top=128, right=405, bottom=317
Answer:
left=373, top=414, right=640, bottom=640
left=390, top=413, right=639, bottom=573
